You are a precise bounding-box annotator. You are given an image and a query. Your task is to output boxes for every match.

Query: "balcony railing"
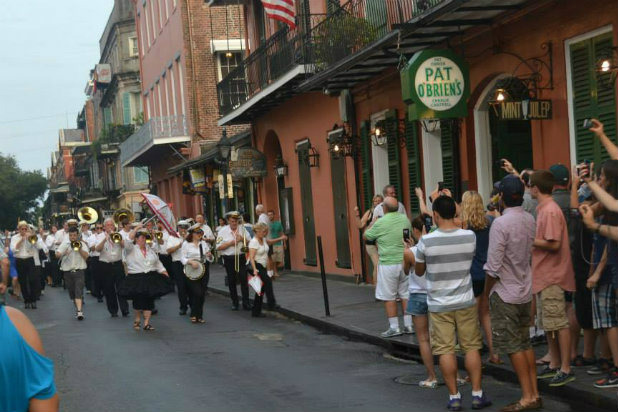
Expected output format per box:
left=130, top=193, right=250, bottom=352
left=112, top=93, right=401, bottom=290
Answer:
left=217, top=0, right=446, bottom=117
left=120, top=115, right=190, bottom=167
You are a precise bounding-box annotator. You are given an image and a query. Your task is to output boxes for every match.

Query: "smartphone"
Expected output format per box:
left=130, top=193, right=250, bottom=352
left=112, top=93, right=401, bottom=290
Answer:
left=438, top=181, right=444, bottom=192
left=403, top=228, right=410, bottom=242
left=577, top=159, right=591, bottom=179
left=583, top=119, right=593, bottom=129
left=423, top=215, right=433, bottom=234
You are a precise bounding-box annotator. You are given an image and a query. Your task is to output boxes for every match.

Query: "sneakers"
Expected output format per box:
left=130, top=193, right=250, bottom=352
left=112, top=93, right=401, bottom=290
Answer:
left=471, top=393, right=492, bottom=410
left=594, top=369, right=618, bottom=388
left=403, top=326, right=415, bottom=335
left=588, top=358, right=612, bottom=375
left=447, top=397, right=462, bottom=411
left=571, top=355, right=596, bottom=367
left=537, top=366, right=558, bottom=379
left=548, top=370, right=575, bottom=387
left=380, top=327, right=402, bottom=338
left=76, top=311, right=84, bottom=321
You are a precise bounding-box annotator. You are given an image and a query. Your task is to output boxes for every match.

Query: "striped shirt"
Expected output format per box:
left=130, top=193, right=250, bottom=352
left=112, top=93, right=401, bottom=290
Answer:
left=415, top=228, right=476, bottom=313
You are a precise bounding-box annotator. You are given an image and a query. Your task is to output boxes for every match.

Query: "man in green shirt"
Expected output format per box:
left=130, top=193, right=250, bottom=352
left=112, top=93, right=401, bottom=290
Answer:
left=364, top=196, right=413, bottom=338
left=268, top=210, right=285, bottom=278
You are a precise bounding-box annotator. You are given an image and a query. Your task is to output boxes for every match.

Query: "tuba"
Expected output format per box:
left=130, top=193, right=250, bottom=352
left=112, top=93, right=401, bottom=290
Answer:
left=78, top=207, right=98, bottom=224
left=113, top=208, right=134, bottom=226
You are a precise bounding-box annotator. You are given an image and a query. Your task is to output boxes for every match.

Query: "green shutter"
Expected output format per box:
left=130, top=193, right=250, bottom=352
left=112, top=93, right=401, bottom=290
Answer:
left=385, top=109, right=402, bottom=198
left=405, top=118, right=421, bottom=214
left=571, top=32, right=617, bottom=164
left=441, top=119, right=455, bottom=193
left=123, top=92, right=132, bottom=125
left=360, top=121, right=373, bottom=211
left=103, top=107, right=112, bottom=126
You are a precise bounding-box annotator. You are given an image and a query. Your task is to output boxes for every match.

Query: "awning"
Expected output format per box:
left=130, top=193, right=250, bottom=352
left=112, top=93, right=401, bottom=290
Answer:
left=49, top=185, right=70, bottom=194
left=80, top=197, right=107, bottom=204
left=71, top=144, right=92, bottom=156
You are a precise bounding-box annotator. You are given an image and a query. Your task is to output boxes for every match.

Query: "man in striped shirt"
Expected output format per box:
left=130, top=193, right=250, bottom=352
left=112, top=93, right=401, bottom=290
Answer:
left=415, top=195, right=490, bottom=411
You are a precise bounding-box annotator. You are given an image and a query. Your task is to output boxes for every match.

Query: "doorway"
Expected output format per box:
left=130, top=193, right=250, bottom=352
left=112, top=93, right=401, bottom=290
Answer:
left=489, top=111, right=533, bottom=183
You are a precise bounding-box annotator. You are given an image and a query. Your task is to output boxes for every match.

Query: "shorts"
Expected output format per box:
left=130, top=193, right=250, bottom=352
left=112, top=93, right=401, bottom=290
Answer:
left=375, top=264, right=409, bottom=301
left=272, top=245, right=284, bottom=264
left=64, top=270, right=85, bottom=300
left=406, top=293, right=428, bottom=316
left=536, top=285, right=569, bottom=332
left=592, top=283, right=618, bottom=329
left=489, top=293, right=532, bottom=355
left=429, top=305, right=483, bottom=355
left=472, top=279, right=485, bottom=298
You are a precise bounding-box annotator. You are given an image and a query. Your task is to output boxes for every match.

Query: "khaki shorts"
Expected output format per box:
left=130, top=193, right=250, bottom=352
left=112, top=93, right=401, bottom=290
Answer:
left=490, top=293, right=532, bottom=355
left=429, top=305, right=482, bottom=355
left=272, top=245, right=284, bottom=264
left=536, top=284, right=569, bottom=332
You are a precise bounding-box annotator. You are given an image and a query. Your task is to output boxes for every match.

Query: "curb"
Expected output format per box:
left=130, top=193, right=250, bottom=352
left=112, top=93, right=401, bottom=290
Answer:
left=208, top=285, right=615, bottom=410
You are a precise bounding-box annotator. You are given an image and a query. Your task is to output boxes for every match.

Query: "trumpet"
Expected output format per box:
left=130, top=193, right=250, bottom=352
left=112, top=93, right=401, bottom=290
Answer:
left=71, top=241, right=82, bottom=251
left=145, top=233, right=153, bottom=244
left=78, top=206, right=99, bottom=224
left=110, top=232, right=123, bottom=243
left=154, top=231, right=164, bottom=241
left=27, top=235, right=38, bottom=245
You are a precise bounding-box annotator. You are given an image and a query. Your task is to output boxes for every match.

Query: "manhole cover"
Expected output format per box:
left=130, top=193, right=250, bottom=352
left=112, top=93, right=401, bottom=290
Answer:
left=393, top=374, right=419, bottom=385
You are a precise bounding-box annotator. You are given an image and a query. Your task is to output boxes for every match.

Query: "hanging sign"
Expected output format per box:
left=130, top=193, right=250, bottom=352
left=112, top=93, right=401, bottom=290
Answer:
left=401, top=49, right=470, bottom=120
left=494, top=100, right=552, bottom=120
left=217, top=174, right=225, bottom=199
left=226, top=174, right=234, bottom=199
left=189, top=167, right=207, bottom=193
left=228, top=148, right=267, bottom=178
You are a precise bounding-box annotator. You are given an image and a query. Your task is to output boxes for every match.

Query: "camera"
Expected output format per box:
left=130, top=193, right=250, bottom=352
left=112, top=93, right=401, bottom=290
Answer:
left=583, top=119, right=593, bottom=129
left=403, top=228, right=410, bottom=242
left=423, top=214, right=433, bottom=234
left=577, top=160, right=591, bottom=179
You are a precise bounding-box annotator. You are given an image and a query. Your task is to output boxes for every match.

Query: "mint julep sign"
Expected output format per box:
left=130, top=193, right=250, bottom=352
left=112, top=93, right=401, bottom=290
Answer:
left=401, top=49, right=470, bottom=120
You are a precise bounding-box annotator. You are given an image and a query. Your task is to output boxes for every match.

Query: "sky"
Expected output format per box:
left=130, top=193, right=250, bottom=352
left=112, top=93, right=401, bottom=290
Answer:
left=0, top=1, right=114, bottom=174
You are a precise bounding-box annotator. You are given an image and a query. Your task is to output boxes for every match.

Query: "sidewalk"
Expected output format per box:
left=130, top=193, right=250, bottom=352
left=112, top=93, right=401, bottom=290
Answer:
left=207, top=265, right=616, bottom=410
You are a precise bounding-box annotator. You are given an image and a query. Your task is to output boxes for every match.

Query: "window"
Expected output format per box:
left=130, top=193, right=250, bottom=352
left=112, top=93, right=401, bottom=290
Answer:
left=157, top=0, right=163, bottom=29
left=169, top=65, right=177, bottom=116
left=144, top=3, right=151, bottom=48
left=150, top=0, right=157, bottom=42
left=177, top=59, right=186, bottom=116
left=163, top=74, right=170, bottom=117
left=129, top=37, right=139, bottom=57
left=216, top=51, right=242, bottom=81
left=131, top=92, right=142, bottom=122
left=137, top=13, right=145, bottom=56
left=134, top=167, right=149, bottom=184
left=216, top=51, right=247, bottom=108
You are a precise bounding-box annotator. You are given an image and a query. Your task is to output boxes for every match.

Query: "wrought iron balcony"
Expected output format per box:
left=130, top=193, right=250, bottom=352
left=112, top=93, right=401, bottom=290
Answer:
left=120, top=115, right=190, bottom=167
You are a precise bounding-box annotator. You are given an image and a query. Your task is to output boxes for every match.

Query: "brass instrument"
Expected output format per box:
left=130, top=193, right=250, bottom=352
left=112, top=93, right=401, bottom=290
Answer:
left=77, top=207, right=99, bottom=224
left=71, top=241, right=82, bottom=251
left=27, top=235, right=38, bottom=245
left=145, top=233, right=153, bottom=244
left=113, top=208, right=134, bottom=225
left=154, top=231, right=164, bottom=241
left=110, top=232, right=123, bottom=243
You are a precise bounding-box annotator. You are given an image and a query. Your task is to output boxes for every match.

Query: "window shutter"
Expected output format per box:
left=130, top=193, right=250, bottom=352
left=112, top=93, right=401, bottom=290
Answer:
left=570, top=32, right=617, bottom=164
left=360, top=120, right=373, bottom=211
left=123, top=92, right=132, bottom=125
left=440, top=119, right=455, bottom=193
left=385, top=109, right=402, bottom=198
left=405, top=118, right=421, bottom=214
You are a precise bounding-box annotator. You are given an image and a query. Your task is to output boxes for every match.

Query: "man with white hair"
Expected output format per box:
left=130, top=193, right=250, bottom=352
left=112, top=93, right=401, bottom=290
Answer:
left=256, top=204, right=270, bottom=225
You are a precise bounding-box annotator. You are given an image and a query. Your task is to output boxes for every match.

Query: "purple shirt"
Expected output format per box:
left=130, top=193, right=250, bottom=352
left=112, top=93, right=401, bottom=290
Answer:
left=483, top=206, right=535, bottom=304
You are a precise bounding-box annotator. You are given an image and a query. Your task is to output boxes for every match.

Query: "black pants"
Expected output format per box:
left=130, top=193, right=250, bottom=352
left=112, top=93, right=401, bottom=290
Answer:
left=159, top=254, right=174, bottom=284
left=171, top=261, right=189, bottom=311
left=99, top=261, right=129, bottom=315
left=16, top=258, right=40, bottom=304
left=84, top=257, right=94, bottom=292
left=186, top=263, right=210, bottom=319
left=89, top=257, right=103, bottom=298
left=50, top=254, right=62, bottom=286
left=222, top=255, right=249, bottom=307
left=251, top=263, right=276, bottom=316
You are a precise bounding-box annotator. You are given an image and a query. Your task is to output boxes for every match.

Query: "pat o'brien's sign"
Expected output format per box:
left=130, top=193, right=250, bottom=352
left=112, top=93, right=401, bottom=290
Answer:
left=401, top=49, right=470, bottom=120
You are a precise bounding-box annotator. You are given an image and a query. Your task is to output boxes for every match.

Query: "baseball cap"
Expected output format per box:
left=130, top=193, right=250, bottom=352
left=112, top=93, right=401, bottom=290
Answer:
left=549, top=164, right=570, bottom=185
left=499, top=174, right=525, bottom=204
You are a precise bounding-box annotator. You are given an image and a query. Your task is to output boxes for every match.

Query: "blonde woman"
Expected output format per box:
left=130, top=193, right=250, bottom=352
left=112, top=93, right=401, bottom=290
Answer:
left=461, top=191, right=500, bottom=364
left=248, top=222, right=285, bottom=317
left=354, top=194, right=383, bottom=284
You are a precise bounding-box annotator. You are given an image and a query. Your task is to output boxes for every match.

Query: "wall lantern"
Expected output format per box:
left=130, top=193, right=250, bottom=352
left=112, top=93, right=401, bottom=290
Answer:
left=297, top=144, right=320, bottom=168
left=327, top=124, right=354, bottom=158
left=273, top=156, right=288, bottom=177
left=370, top=122, right=387, bottom=146
left=596, top=46, right=618, bottom=75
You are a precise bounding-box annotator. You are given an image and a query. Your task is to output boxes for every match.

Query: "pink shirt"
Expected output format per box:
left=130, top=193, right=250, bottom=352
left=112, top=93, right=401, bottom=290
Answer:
left=532, top=198, right=575, bottom=294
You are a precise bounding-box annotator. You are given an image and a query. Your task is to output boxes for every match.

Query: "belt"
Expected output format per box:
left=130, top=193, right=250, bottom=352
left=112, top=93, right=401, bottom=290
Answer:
left=68, top=269, right=82, bottom=273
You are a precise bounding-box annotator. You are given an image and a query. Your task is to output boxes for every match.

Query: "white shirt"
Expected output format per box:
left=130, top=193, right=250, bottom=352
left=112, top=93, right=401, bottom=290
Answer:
left=157, top=230, right=171, bottom=255
left=54, top=229, right=68, bottom=247
left=120, top=229, right=132, bottom=261
left=123, top=241, right=166, bottom=275
left=10, top=234, right=45, bottom=260
left=180, top=241, right=211, bottom=265
left=200, top=224, right=215, bottom=241
left=216, top=225, right=250, bottom=256
left=258, top=213, right=270, bottom=225
left=166, top=236, right=185, bottom=262
left=57, top=240, right=88, bottom=271
left=372, top=201, right=407, bottom=222
left=45, top=233, right=57, bottom=251
left=249, top=237, right=269, bottom=267
left=88, top=233, right=104, bottom=257
left=98, top=234, right=123, bottom=263
left=407, top=246, right=427, bottom=294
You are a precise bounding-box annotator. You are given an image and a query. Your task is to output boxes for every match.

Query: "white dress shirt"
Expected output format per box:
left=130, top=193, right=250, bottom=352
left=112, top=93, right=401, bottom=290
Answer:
left=249, top=237, right=269, bottom=267
left=45, top=233, right=57, bottom=251
left=89, top=233, right=104, bottom=257
left=216, top=225, right=250, bottom=256
left=166, top=236, right=185, bottom=262
left=258, top=213, right=270, bottom=225
left=371, top=201, right=407, bottom=222
left=200, top=224, right=215, bottom=241
left=57, top=240, right=88, bottom=271
left=10, top=234, right=45, bottom=260
left=180, top=241, right=211, bottom=265
left=157, top=230, right=171, bottom=255
left=98, top=235, right=123, bottom=263
left=54, top=229, right=68, bottom=247
left=123, top=241, right=166, bottom=275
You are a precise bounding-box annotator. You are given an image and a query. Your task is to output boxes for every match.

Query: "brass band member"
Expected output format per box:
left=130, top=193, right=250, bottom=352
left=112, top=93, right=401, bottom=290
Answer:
left=95, top=218, right=129, bottom=317
left=118, top=228, right=171, bottom=331
left=166, top=220, right=190, bottom=315
left=10, top=221, right=46, bottom=309
left=216, top=212, right=251, bottom=311
left=56, top=227, right=89, bottom=320
left=181, top=223, right=213, bottom=323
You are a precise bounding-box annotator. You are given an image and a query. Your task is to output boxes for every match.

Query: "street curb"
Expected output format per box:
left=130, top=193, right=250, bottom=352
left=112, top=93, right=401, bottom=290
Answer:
left=208, top=285, right=615, bottom=410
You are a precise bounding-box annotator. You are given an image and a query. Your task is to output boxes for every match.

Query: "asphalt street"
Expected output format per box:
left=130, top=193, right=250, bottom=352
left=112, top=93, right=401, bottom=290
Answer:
left=12, top=285, right=608, bottom=412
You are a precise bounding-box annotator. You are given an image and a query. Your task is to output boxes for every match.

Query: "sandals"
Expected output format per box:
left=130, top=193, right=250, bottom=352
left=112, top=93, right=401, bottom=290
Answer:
left=133, top=321, right=141, bottom=330
left=190, top=317, right=198, bottom=324
left=143, top=324, right=155, bottom=331
left=419, top=379, right=438, bottom=389
left=197, top=318, right=206, bottom=324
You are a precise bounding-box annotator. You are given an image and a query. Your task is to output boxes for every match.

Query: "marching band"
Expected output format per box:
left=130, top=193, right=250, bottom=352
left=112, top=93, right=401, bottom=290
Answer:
left=1, top=206, right=287, bottom=332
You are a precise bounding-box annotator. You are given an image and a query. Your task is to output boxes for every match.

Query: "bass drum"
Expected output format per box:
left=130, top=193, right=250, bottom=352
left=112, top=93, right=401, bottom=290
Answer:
left=184, top=262, right=205, bottom=280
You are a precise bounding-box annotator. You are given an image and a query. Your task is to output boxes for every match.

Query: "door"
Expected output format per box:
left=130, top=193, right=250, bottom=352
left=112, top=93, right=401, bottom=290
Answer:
left=489, top=111, right=533, bottom=183
left=330, top=154, right=351, bottom=268
left=297, top=140, right=317, bottom=266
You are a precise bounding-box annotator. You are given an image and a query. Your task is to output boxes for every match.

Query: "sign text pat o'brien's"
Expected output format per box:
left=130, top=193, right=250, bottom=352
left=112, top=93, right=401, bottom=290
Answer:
left=401, top=49, right=470, bottom=120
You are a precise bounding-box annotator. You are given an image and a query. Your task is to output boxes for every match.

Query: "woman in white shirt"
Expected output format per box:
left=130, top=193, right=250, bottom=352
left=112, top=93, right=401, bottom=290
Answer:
left=248, top=222, right=285, bottom=317
left=181, top=224, right=213, bottom=324
left=117, top=229, right=170, bottom=331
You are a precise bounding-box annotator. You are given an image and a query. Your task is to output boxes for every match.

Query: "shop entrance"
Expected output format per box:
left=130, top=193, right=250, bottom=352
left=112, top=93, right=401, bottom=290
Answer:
left=489, top=111, right=533, bottom=183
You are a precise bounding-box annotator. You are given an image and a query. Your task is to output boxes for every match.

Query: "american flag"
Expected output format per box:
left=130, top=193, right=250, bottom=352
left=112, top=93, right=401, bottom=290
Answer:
left=261, top=0, right=296, bottom=29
